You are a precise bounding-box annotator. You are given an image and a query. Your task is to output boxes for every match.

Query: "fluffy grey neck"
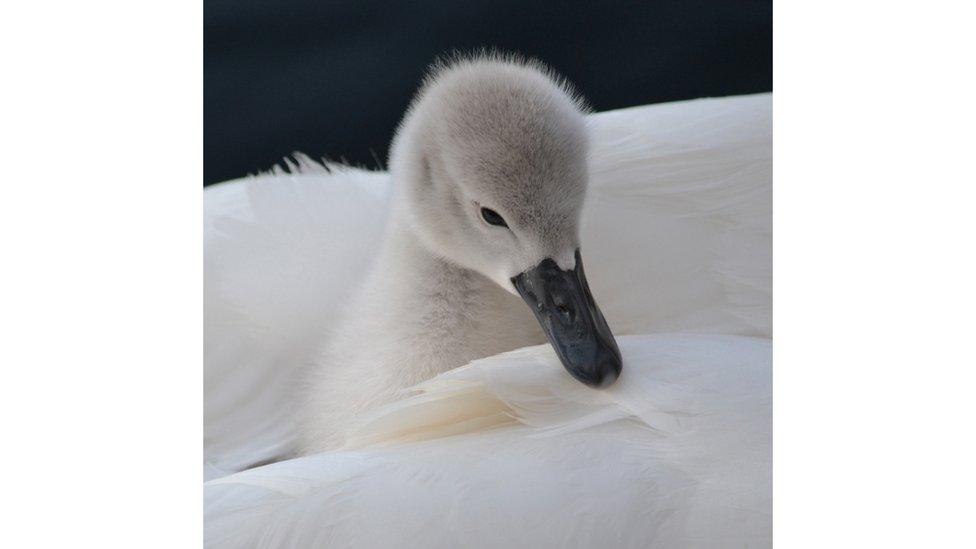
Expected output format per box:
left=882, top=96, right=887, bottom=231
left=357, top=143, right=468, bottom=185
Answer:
left=360, top=209, right=542, bottom=381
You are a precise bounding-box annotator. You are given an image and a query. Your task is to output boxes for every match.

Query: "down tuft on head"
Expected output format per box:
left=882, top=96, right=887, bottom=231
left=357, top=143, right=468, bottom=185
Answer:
left=389, top=51, right=591, bottom=209
left=417, top=50, right=591, bottom=115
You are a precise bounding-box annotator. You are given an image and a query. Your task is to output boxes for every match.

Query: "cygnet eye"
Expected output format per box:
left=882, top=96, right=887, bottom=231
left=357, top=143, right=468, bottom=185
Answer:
left=480, top=207, right=508, bottom=228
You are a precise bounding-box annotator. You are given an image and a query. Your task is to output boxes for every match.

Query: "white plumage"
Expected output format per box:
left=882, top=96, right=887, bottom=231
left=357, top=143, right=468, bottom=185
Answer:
left=204, top=86, right=771, bottom=546
left=207, top=334, right=770, bottom=548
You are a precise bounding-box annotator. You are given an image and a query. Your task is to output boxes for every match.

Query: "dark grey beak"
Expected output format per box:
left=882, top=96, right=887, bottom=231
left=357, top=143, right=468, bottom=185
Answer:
left=511, top=249, right=622, bottom=387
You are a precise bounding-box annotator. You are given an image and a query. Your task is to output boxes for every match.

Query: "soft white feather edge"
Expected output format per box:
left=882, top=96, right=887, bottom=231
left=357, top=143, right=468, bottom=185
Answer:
left=336, top=332, right=770, bottom=450
left=207, top=332, right=771, bottom=486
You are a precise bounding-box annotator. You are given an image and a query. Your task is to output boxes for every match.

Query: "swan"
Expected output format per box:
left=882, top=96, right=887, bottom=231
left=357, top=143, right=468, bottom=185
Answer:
left=297, top=56, right=622, bottom=454
left=202, top=76, right=772, bottom=546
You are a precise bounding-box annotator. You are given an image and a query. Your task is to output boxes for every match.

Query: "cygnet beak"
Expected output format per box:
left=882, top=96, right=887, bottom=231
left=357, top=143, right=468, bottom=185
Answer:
left=511, top=249, right=622, bottom=387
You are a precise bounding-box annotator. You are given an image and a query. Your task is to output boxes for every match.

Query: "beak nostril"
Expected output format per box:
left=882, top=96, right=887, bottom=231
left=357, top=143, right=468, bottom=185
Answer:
left=554, top=304, right=574, bottom=322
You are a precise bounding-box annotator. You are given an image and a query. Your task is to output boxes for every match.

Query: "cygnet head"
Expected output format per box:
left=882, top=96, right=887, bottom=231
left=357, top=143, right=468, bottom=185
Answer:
left=389, top=54, right=621, bottom=387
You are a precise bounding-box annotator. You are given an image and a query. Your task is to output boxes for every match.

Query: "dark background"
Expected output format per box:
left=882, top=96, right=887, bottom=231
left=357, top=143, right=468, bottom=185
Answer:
left=205, top=0, right=771, bottom=185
